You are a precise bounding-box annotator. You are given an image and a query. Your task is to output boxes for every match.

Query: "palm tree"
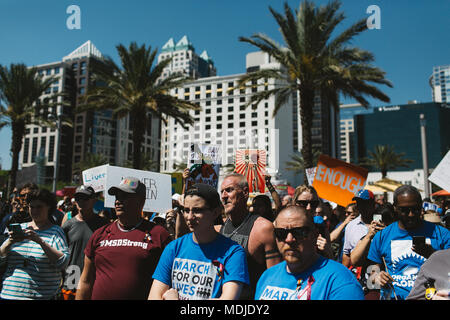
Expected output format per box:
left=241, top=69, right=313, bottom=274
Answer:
left=124, top=152, right=159, bottom=172
left=360, top=145, right=413, bottom=178
left=0, top=63, right=59, bottom=194
left=285, top=148, right=321, bottom=174
left=238, top=0, right=392, bottom=183
left=80, top=42, right=200, bottom=170
left=72, top=153, right=109, bottom=173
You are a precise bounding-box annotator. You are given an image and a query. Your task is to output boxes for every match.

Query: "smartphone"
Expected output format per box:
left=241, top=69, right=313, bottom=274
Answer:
left=412, top=236, right=425, bottom=246
left=373, top=214, right=382, bottom=223
left=9, top=223, right=24, bottom=236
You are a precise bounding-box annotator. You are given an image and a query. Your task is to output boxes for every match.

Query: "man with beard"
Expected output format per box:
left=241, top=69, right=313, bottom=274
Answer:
left=254, top=205, right=364, bottom=300
left=367, top=185, right=450, bottom=300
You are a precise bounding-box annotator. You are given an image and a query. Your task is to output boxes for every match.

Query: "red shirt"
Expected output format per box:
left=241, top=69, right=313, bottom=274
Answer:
left=84, top=219, right=171, bottom=299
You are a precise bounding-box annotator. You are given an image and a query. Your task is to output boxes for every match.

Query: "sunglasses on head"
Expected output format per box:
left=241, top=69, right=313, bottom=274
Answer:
left=274, top=226, right=311, bottom=241
left=396, top=206, right=421, bottom=215
left=295, top=200, right=319, bottom=209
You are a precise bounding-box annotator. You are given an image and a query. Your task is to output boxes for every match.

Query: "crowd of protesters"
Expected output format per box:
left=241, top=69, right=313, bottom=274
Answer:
left=0, top=172, right=449, bottom=301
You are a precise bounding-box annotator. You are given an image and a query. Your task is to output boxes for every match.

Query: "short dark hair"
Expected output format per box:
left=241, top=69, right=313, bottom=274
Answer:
left=19, top=182, right=39, bottom=193
left=185, top=183, right=222, bottom=210
left=393, top=185, right=422, bottom=206
left=27, top=188, right=57, bottom=216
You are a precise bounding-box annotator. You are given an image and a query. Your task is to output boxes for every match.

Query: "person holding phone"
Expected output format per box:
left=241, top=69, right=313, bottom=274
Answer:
left=367, top=185, right=450, bottom=300
left=0, top=189, right=69, bottom=300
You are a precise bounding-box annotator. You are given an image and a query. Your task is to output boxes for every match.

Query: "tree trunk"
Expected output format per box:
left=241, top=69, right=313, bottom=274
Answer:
left=8, top=122, right=25, bottom=195
left=131, top=109, right=147, bottom=170
left=299, top=86, right=315, bottom=185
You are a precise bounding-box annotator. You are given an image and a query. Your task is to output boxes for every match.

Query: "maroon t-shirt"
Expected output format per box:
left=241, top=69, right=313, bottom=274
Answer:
left=84, top=219, right=171, bottom=300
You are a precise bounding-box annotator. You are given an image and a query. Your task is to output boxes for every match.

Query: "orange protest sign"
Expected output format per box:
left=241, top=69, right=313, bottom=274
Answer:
left=312, top=154, right=368, bottom=207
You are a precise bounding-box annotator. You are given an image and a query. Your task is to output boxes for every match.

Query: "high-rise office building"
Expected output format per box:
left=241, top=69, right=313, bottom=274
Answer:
left=20, top=41, right=162, bottom=185
left=160, top=50, right=309, bottom=187
left=158, top=35, right=216, bottom=80
left=430, top=65, right=450, bottom=103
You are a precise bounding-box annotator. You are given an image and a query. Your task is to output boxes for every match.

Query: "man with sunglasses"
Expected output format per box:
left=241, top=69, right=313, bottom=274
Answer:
left=76, top=177, right=171, bottom=300
left=367, top=185, right=450, bottom=300
left=61, top=185, right=108, bottom=299
left=254, top=205, right=364, bottom=300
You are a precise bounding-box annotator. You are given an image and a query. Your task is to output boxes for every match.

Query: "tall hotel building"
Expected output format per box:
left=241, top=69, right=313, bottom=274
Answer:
left=430, top=65, right=450, bottom=103
left=159, top=37, right=339, bottom=186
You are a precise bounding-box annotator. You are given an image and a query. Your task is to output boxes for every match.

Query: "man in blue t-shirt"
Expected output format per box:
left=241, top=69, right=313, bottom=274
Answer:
left=367, top=185, right=450, bottom=300
left=255, top=205, right=364, bottom=300
left=149, top=183, right=249, bottom=300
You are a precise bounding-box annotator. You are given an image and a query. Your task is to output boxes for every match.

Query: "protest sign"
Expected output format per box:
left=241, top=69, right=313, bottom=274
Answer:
left=104, top=165, right=172, bottom=214
left=305, top=167, right=317, bottom=186
left=313, top=154, right=368, bottom=207
left=235, top=149, right=266, bottom=193
left=82, top=164, right=109, bottom=192
left=185, top=143, right=221, bottom=191
left=429, top=150, right=450, bottom=192
left=423, top=201, right=439, bottom=212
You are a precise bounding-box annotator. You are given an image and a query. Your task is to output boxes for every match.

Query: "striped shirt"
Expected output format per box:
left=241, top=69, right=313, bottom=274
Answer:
left=0, top=223, right=69, bottom=300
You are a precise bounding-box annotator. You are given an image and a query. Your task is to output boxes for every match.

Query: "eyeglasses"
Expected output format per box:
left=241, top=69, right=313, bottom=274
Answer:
left=295, top=200, right=319, bottom=209
left=396, top=206, right=421, bottom=215
left=274, top=227, right=311, bottom=241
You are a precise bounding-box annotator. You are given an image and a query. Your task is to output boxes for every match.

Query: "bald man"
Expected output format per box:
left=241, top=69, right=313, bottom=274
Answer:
left=218, top=173, right=281, bottom=299
left=254, top=205, right=364, bottom=300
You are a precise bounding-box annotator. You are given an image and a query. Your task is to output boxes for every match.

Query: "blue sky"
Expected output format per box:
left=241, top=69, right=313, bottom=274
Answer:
left=0, top=0, right=449, bottom=170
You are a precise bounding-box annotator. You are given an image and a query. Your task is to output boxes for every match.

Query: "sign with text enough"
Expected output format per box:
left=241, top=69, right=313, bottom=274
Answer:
left=82, top=164, right=109, bottom=192
left=104, top=166, right=172, bottom=214
left=313, top=155, right=368, bottom=207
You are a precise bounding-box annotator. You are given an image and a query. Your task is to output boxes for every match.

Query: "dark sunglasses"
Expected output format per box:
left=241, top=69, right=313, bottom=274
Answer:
left=75, top=195, right=91, bottom=202
left=396, top=206, right=421, bottom=215
left=295, top=200, right=319, bottom=209
left=274, top=227, right=311, bottom=241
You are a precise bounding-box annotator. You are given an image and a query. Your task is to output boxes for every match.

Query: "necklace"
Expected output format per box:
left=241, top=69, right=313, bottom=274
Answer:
left=116, top=219, right=143, bottom=232
left=223, top=212, right=252, bottom=239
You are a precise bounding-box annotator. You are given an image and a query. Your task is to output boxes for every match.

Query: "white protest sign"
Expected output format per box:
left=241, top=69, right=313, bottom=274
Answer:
left=82, top=164, right=109, bottom=192
left=104, top=165, right=172, bottom=214
left=186, top=143, right=221, bottom=190
left=305, top=167, right=316, bottom=187
left=429, top=150, right=450, bottom=192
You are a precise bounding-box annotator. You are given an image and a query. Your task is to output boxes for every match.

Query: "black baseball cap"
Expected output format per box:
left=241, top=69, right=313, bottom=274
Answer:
left=74, top=185, right=96, bottom=198
left=185, top=183, right=222, bottom=209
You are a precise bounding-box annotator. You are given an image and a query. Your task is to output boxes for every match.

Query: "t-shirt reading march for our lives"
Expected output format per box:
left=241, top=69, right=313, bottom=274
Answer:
left=367, top=220, right=450, bottom=300
left=255, top=256, right=364, bottom=300
left=152, top=233, right=250, bottom=300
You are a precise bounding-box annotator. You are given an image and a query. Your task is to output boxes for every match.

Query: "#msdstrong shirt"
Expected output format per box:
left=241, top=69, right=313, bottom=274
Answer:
left=152, top=233, right=250, bottom=300
left=255, top=256, right=364, bottom=300
left=367, top=221, right=450, bottom=300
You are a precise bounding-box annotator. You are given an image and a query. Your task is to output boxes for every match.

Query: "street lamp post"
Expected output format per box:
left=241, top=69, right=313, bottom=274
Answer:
left=50, top=112, right=62, bottom=193
left=420, top=113, right=430, bottom=199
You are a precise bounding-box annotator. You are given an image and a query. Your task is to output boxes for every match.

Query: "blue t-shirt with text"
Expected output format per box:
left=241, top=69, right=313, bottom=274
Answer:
left=255, top=256, right=364, bottom=300
left=152, top=233, right=249, bottom=300
left=367, top=221, right=450, bottom=300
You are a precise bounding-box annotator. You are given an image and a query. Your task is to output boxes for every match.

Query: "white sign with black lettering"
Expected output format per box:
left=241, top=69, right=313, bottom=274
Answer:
left=171, top=258, right=217, bottom=300
left=104, top=165, right=172, bottom=214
